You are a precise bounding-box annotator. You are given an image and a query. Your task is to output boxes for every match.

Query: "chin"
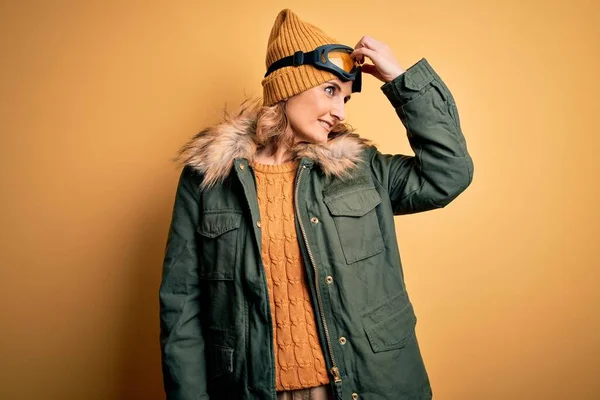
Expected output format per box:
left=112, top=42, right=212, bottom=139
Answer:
left=313, top=127, right=331, bottom=143
left=296, top=131, right=328, bottom=145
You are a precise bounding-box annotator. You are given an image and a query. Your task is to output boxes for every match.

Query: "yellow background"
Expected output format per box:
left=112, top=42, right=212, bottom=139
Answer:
left=1, top=0, right=598, bottom=399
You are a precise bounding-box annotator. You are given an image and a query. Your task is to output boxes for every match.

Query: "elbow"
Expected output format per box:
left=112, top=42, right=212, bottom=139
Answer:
left=453, top=160, right=474, bottom=196
left=432, top=157, right=474, bottom=207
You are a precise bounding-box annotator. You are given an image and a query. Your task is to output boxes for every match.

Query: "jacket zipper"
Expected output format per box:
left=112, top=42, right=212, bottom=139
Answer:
left=295, top=165, right=342, bottom=384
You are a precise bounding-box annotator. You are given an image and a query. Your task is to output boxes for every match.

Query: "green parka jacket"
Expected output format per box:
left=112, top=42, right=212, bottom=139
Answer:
left=159, top=58, right=474, bottom=400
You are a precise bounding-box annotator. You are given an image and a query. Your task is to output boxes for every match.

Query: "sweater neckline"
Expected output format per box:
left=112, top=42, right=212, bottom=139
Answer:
left=251, top=160, right=299, bottom=174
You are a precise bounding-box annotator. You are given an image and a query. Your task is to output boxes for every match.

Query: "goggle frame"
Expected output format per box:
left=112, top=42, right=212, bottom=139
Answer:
left=264, top=44, right=362, bottom=93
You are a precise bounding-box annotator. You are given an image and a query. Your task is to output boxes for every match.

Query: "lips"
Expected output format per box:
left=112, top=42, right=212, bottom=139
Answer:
left=318, top=120, right=333, bottom=130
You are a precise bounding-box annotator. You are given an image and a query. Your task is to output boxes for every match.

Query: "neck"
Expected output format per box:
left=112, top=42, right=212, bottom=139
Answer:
left=255, top=142, right=294, bottom=165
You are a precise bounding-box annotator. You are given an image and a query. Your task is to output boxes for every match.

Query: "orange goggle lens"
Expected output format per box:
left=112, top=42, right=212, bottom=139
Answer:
left=322, top=50, right=358, bottom=73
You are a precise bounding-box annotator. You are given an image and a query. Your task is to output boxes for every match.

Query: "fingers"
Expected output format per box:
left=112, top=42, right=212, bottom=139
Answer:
left=351, top=47, right=380, bottom=66
left=353, top=36, right=388, bottom=64
left=352, top=36, right=403, bottom=83
left=354, top=36, right=387, bottom=51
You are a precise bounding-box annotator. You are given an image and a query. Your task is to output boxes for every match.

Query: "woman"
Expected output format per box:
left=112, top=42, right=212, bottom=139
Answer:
left=159, top=9, right=473, bottom=400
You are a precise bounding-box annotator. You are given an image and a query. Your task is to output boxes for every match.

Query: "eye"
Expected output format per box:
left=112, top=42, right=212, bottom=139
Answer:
left=324, top=86, right=335, bottom=96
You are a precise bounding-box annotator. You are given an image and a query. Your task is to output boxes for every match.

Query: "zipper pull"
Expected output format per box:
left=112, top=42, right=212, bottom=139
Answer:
left=330, top=366, right=342, bottom=383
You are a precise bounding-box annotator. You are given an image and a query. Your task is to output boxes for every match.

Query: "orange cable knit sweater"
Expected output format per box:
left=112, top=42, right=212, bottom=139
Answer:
left=252, top=160, right=330, bottom=391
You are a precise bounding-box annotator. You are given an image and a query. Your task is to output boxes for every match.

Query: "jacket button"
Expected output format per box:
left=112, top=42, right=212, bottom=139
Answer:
left=339, top=337, right=347, bottom=345
left=239, top=164, right=245, bottom=170
left=310, top=217, right=319, bottom=224
left=256, top=220, right=261, bottom=228
left=352, top=393, right=359, bottom=400
left=325, top=276, right=333, bottom=284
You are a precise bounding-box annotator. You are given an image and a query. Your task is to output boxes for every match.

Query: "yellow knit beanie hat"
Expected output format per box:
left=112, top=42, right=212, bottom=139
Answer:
left=261, top=9, right=340, bottom=107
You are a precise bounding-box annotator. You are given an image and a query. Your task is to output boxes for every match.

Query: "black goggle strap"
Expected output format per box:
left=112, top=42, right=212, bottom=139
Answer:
left=264, top=50, right=318, bottom=78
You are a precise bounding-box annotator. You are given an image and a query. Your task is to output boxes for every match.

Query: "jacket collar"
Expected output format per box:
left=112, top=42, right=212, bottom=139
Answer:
left=176, top=103, right=371, bottom=189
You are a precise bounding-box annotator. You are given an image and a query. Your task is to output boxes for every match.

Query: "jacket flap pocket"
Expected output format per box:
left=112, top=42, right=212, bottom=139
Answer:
left=324, top=188, right=381, bottom=217
left=363, top=294, right=417, bottom=353
left=197, top=211, right=242, bottom=238
left=207, top=344, right=234, bottom=379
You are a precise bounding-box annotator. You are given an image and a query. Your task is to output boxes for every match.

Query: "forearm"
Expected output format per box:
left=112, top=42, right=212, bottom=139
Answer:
left=371, top=58, right=474, bottom=214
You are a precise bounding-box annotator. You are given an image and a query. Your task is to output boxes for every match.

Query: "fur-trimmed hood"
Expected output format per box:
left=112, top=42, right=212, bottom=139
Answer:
left=176, top=103, right=372, bottom=189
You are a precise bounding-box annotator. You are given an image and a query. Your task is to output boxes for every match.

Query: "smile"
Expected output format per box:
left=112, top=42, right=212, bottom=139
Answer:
left=318, top=120, right=332, bottom=130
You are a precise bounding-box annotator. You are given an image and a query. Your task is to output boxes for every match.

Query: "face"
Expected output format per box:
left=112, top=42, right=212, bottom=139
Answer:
left=285, top=79, right=353, bottom=144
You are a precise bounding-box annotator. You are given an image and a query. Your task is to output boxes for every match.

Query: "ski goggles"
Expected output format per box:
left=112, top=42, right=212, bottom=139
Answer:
left=264, top=44, right=362, bottom=93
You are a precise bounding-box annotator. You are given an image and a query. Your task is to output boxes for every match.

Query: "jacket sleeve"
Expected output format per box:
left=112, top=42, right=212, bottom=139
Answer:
left=159, top=166, right=209, bottom=400
left=368, top=58, right=474, bottom=215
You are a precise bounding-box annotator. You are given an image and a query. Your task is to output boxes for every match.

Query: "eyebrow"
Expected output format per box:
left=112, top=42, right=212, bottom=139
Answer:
left=328, top=81, right=352, bottom=102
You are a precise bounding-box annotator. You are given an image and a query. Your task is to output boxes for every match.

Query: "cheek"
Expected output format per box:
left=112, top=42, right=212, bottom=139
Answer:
left=313, top=97, right=332, bottom=117
left=288, top=104, right=317, bottom=128
left=286, top=110, right=302, bottom=130
left=286, top=93, right=328, bottom=131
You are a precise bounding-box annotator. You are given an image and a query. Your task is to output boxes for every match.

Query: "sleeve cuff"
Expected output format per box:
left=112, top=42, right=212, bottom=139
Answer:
left=380, top=57, right=436, bottom=108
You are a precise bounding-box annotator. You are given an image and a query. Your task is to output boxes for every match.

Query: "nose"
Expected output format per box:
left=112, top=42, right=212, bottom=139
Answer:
left=330, top=99, right=345, bottom=122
